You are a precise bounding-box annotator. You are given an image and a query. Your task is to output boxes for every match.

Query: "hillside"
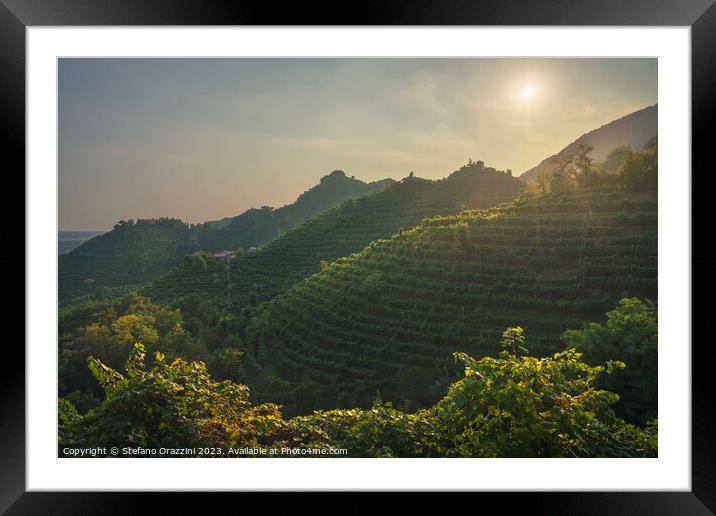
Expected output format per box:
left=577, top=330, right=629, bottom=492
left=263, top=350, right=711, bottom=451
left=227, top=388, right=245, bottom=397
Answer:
left=58, top=171, right=394, bottom=303
left=243, top=185, right=657, bottom=413
left=58, top=230, right=106, bottom=255
left=520, top=105, right=657, bottom=183
left=58, top=219, right=196, bottom=302
left=143, top=164, right=524, bottom=308
left=195, top=171, right=396, bottom=251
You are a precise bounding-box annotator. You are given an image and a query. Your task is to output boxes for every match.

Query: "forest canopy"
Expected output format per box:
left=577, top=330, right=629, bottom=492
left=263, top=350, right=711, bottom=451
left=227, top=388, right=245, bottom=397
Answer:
left=59, top=301, right=657, bottom=458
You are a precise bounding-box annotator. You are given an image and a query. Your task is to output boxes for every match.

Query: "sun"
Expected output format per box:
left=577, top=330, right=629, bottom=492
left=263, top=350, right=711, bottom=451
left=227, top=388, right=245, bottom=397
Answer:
left=520, top=84, right=537, bottom=99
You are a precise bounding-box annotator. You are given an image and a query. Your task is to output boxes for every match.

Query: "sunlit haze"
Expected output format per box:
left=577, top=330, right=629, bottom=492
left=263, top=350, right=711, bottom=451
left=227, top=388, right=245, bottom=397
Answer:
left=59, top=58, right=656, bottom=230
left=520, top=84, right=537, bottom=99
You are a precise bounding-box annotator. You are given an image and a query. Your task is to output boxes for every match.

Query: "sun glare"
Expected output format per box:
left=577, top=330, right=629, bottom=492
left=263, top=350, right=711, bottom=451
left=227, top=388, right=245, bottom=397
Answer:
left=520, top=84, right=537, bottom=99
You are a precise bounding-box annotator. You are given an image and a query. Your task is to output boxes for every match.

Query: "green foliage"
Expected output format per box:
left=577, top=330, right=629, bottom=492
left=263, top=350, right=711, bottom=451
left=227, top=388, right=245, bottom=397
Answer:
left=286, top=326, right=657, bottom=457
left=207, top=347, right=245, bottom=381
left=58, top=293, right=214, bottom=404
left=562, top=298, right=657, bottom=424
left=62, top=329, right=656, bottom=458
left=64, top=343, right=285, bottom=450
left=59, top=219, right=198, bottom=303
left=603, top=146, right=633, bottom=172
left=289, top=405, right=437, bottom=458
left=392, top=365, right=448, bottom=412
left=184, top=252, right=209, bottom=271
left=143, top=166, right=523, bottom=309
left=547, top=143, right=608, bottom=190
left=57, top=158, right=658, bottom=459
left=59, top=173, right=395, bottom=304
left=454, top=221, right=469, bottom=250
left=617, top=145, right=658, bottom=193
left=246, top=185, right=657, bottom=411
left=500, top=326, right=528, bottom=356
left=111, top=314, right=160, bottom=347
left=573, top=144, right=607, bottom=188
left=533, top=142, right=657, bottom=195
left=196, top=171, right=395, bottom=252
left=58, top=397, right=83, bottom=447
left=548, top=154, right=577, bottom=192
left=432, top=349, right=634, bottom=457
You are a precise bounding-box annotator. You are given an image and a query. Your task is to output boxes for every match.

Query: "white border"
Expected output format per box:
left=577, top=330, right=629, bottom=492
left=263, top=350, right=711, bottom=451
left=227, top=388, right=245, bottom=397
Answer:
left=27, top=27, right=691, bottom=491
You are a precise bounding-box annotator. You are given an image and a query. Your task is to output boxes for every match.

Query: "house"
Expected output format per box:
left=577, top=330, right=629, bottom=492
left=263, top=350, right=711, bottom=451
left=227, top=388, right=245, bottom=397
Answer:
left=212, top=250, right=234, bottom=260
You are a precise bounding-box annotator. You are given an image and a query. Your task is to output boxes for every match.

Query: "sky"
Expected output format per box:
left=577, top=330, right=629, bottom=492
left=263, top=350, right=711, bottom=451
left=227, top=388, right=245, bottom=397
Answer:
left=59, top=58, right=657, bottom=230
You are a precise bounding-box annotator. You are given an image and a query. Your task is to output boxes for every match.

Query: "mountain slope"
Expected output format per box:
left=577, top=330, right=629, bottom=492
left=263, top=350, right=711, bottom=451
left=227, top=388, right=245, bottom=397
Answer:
left=58, top=171, right=394, bottom=303
left=59, top=219, right=196, bottom=302
left=195, top=171, right=396, bottom=252
left=243, top=185, right=657, bottom=412
left=58, top=230, right=107, bottom=255
left=143, top=164, right=524, bottom=309
left=520, top=105, right=657, bottom=183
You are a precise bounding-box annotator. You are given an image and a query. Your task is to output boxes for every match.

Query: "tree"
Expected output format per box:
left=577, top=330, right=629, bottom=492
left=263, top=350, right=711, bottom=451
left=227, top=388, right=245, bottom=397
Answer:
left=60, top=343, right=285, bottom=452
left=549, top=155, right=575, bottom=192
left=431, top=344, right=655, bottom=457
left=111, top=314, right=159, bottom=347
left=562, top=298, right=657, bottom=424
left=500, top=326, right=528, bottom=356
left=617, top=145, right=657, bottom=193
left=183, top=252, right=208, bottom=271
left=603, top=146, right=633, bottom=172
left=573, top=143, right=604, bottom=187
left=535, top=171, right=550, bottom=194
left=574, top=143, right=594, bottom=173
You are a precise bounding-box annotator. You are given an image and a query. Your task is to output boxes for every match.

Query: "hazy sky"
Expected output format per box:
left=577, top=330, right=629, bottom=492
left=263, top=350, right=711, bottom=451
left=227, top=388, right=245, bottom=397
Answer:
left=59, top=58, right=657, bottom=230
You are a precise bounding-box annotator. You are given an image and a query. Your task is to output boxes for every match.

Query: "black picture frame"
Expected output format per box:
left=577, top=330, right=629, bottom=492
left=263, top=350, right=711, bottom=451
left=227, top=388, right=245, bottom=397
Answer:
left=5, top=0, right=710, bottom=512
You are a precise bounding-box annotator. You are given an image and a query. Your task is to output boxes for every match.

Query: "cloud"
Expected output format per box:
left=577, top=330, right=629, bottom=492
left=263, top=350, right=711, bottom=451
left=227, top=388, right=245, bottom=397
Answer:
left=59, top=58, right=657, bottom=229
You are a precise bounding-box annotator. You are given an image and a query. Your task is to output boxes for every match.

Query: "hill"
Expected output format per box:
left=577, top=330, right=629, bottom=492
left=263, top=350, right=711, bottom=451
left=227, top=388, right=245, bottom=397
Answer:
left=195, top=171, right=395, bottom=252
left=58, top=218, right=197, bottom=303
left=520, top=105, right=657, bottom=183
left=142, top=164, right=524, bottom=309
left=58, top=230, right=107, bottom=255
left=242, top=185, right=657, bottom=413
left=58, top=171, right=394, bottom=303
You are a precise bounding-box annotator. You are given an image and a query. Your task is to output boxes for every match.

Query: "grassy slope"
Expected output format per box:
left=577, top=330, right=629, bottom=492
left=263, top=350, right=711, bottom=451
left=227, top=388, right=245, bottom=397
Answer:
left=143, top=165, right=524, bottom=309
left=59, top=223, right=196, bottom=302
left=245, top=186, right=657, bottom=411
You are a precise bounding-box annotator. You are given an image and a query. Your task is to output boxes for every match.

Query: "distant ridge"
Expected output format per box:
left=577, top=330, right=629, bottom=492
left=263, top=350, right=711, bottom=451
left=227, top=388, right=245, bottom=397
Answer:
left=196, top=170, right=395, bottom=252
left=143, top=163, right=524, bottom=308
left=520, top=105, right=657, bottom=183
left=59, top=170, right=395, bottom=302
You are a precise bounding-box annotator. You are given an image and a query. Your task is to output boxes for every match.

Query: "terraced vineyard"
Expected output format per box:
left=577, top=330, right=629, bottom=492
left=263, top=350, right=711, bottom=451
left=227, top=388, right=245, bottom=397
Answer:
left=59, top=220, right=196, bottom=303
left=143, top=164, right=524, bottom=308
left=244, top=186, right=657, bottom=412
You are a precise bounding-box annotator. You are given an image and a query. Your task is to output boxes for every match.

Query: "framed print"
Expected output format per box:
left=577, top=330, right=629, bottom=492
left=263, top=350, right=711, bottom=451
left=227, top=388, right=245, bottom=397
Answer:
left=5, top=0, right=711, bottom=511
